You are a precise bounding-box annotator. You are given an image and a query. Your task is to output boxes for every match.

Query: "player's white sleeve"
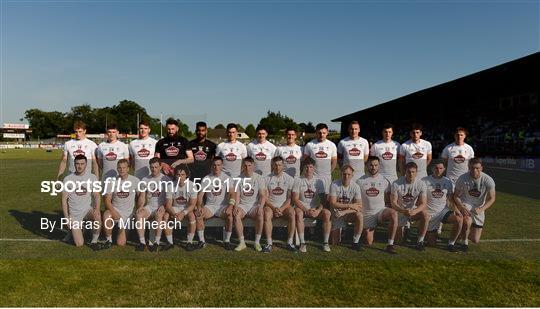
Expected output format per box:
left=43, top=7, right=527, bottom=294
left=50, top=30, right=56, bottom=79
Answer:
left=337, top=141, right=344, bottom=155
left=441, top=145, right=449, bottom=159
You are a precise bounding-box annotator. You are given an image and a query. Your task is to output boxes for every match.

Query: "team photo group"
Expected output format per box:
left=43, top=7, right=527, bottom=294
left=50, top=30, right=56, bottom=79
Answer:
left=56, top=117, right=496, bottom=255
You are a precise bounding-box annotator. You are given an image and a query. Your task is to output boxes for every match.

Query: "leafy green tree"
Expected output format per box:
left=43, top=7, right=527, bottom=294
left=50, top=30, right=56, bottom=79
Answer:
left=245, top=124, right=256, bottom=138
left=258, top=110, right=298, bottom=135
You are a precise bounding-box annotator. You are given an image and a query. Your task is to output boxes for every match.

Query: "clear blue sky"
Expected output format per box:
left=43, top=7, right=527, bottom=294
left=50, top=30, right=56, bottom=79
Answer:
left=2, top=1, right=539, bottom=131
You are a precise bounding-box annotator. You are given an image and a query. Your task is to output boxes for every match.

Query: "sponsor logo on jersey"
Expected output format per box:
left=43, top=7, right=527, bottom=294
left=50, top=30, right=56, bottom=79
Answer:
left=151, top=190, right=161, bottom=197
left=73, top=149, right=85, bottom=157
left=315, top=151, right=328, bottom=158
left=272, top=186, right=284, bottom=196
left=431, top=188, right=444, bottom=198
left=402, top=193, right=414, bottom=204
left=137, top=148, right=150, bottom=158
left=195, top=150, right=207, bottom=161
left=366, top=187, right=379, bottom=197
left=454, top=155, right=466, bottom=164
left=116, top=191, right=129, bottom=198
left=338, top=196, right=350, bottom=204
left=412, top=152, right=424, bottom=159
left=382, top=151, right=393, bottom=160
left=105, top=152, right=117, bottom=161
left=304, top=188, right=315, bottom=199
left=348, top=147, right=361, bottom=156
left=255, top=152, right=267, bottom=161
left=243, top=188, right=255, bottom=197
left=175, top=195, right=187, bottom=205
left=468, top=188, right=481, bottom=197
left=165, top=146, right=180, bottom=157
left=225, top=152, right=237, bottom=161
left=211, top=188, right=222, bottom=196
left=75, top=186, right=87, bottom=196
left=285, top=155, right=297, bottom=164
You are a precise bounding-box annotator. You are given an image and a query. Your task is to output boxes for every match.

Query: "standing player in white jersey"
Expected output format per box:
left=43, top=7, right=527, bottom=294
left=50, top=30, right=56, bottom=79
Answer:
left=61, top=155, right=102, bottom=249
left=129, top=120, right=157, bottom=180
left=399, top=123, right=432, bottom=179
left=96, top=124, right=130, bottom=180
left=453, top=158, right=496, bottom=251
left=262, top=157, right=296, bottom=253
left=164, top=164, right=198, bottom=251
left=232, top=157, right=266, bottom=251
left=329, top=165, right=364, bottom=251
left=442, top=127, right=475, bottom=183
left=195, top=157, right=236, bottom=250
left=370, top=123, right=400, bottom=183
left=57, top=121, right=99, bottom=180
left=303, top=123, right=337, bottom=193
left=101, top=159, right=141, bottom=249
left=356, top=157, right=398, bottom=254
left=337, top=121, right=370, bottom=182
left=216, top=123, right=248, bottom=177
left=422, top=161, right=463, bottom=252
left=247, top=125, right=277, bottom=176
left=134, top=157, right=171, bottom=252
left=390, top=162, right=429, bottom=250
left=292, top=157, right=331, bottom=252
left=275, top=127, right=303, bottom=178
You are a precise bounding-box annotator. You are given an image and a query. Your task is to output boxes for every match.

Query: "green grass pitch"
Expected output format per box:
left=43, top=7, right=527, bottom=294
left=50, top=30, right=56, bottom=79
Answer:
left=0, top=148, right=539, bottom=306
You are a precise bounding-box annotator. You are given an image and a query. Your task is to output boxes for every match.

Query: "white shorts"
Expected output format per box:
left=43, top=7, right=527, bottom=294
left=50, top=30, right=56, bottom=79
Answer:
left=331, top=209, right=360, bottom=230
left=238, top=204, right=260, bottom=217
left=428, top=208, right=453, bottom=232
left=143, top=206, right=158, bottom=218
left=398, top=209, right=416, bottom=227
left=69, top=207, right=93, bottom=223
left=172, top=206, right=187, bottom=215
left=113, top=206, right=134, bottom=223
left=463, top=203, right=485, bottom=227
left=363, top=209, right=386, bottom=229
left=203, top=204, right=224, bottom=217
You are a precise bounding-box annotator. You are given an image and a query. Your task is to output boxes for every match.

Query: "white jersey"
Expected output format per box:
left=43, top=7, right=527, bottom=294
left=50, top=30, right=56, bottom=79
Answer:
left=370, top=140, right=400, bottom=180
left=337, top=136, right=370, bottom=181
left=356, top=173, right=390, bottom=215
left=329, top=180, right=362, bottom=205
left=441, top=143, right=475, bottom=182
left=63, top=138, right=98, bottom=174
left=166, top=179, right=198, bottom=209
left=108, top=175, right=140, bottom=217
left=247, top=140, right=277, bottom=176
left=64, top=172, right=98, bottom=218
left=455, top=172, right=495, bottom=208
left=201, top=173, right=232, bottom=207
left=292, top=177, right=326, bottom=209
left=266, top=172, right=294, bottom=207
left=422, top=175, right=453, bottom=216
left=140, top=174, right=171, bottom=211
left=275, top=144, right=303, bottom=178
left=129, top=137, right=157, bottom=179
left=97, top=140, right=129, bottom=180
left=216, top=141, right=248, bottom=177
left=399, top=139, right=432, bottom=178
left=391, top=177, right=427, bottom=210
left=304, top=139, right=337, bottom=179
left=238, top=173, right=266, bottom=207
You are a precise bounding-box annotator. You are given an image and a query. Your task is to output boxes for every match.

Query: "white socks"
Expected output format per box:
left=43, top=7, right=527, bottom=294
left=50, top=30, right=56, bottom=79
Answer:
left=388, top=239, right=394, bottom=245
left=187, top=233, right=194, bottom=244
left=106, top=235, right=112, bottom=242
left=353, top=234, right=361, bottom=244
left=255, top=234, right=261, bottom=244
left=299, top=233, right=305, bottom=244
left=91, top=233, right=99, bottom=243
left=139, top=237, right=146, bottom=244
left=197, top=230, right=205, bottom=242
left=166, top=235, right=173, bottom=244
left=224, top=231, right=232, bottom=243
left=418, top=235, right=425, bottom=242
left=323, top=233, right=330, bottom=243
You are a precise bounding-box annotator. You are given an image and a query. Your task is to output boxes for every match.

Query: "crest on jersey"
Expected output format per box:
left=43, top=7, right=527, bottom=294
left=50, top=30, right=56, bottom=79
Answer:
left=243, top=188, right=255, bottom=197
left=468, top=188, right=481, bottom=197
left=315, top=151, right=328, bottom=158
left=272, top=187, right=284, bottom=196
left=175, top=195, right=187, bottom=205
left=255, top=152, right=267, bottom=161
left=412, top=152, right=424, bottom=159
left=454, top=155, right=466, bottom=164
left=211, top=187, right=222, bottom=196
left=338, top=196, right=350, bottom=204
left=105, top=152, right=117, bottom=161
left=402, top=193, right=414, bottom=204
left=304, top=188, right=315, bottom=199
left=382, top=151, right=393, bottom=160
left=431, top=188, right=444, bottom=198
left=285, top=155, right=297, bottom=164
left=116, top=191, right=129, bottom=198
left=225, top=152, right=237, bottom=161
left=348, top=148, right=361, bottom=156
left=195, top=149, right=207, bottom=161
left=366, top=187, right=379, bottom=197
left=138, top=148, right=150, bottom=158
left=75, top=186, right=87, bottom=196
left=73, top=148, right=85, bottom=157
left=165, top=146, right=180, bottom=157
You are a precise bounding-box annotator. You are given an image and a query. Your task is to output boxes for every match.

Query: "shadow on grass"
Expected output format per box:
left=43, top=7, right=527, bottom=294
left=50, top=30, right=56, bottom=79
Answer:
left=8, top=210, right=65, bottom=240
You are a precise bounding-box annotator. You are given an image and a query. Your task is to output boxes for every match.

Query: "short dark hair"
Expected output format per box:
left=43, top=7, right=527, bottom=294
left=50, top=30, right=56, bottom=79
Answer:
left=174, top=164, right=191, bottom=177
left=242, top=156, right=255, bottom=164
left=405, top=162, right=418, bottom=170
left=196, top=121, right=207, bottom=128
left=271, top=157, right=283, bottom=165
left=315, top=123, right=328, bottom=131
left=342, top=164, right=355, bottom=173
left=256, top=125, right=268, bottom=133
left=349, top=121, right=360, bottom=128
left=106, top=123, right=118, bottom=131
left=149, top=157, right=161, bottom=165
left=432, top=159, right=446, bottom=167
left=411, top=123, right=423, bottom=131
left=469, top=157, right=483, bottom=166
left=166, top=118, right=179, bottom=126
left=226, top=123, right=237, bottom=131
left=455, top=126, right=468, bottom=135
left=74, top=154, right=87, bottom=162
left=139, top=119, right=151, bottom=127
left=73, top=121, right=86, bottom=130
left=117, top=158, right=129, bottom=166
left=367, top=156, right=380, bottom=163
left=285, top=127, right=297, bottom=133
left=213, top=156, right=223, bottom=163
left=382, top=123, right=394, bottom=130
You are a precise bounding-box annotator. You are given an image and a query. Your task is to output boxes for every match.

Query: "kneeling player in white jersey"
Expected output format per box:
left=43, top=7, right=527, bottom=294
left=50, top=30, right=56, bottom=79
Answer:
left=135, top=157, right=171, bottom=252
left=329, top=165, right=364, bottom=251
left=263, top=157, right=296, bottom=253
left=357, top=156, right=398, bottom=254
left=164, top=164, right=198, bottom=251
left=390, top=162, right=429, bottom=251
left=195, top=157, right=236, bottom=250
left=102, top=159, right=141, bottom=249
left=453, top=158, right=496, bottom=251
left=422, top=161, right=463, bottom=252
left=292, top=157, right=331, bottom=252
left=232, top=157, right=267, bottom=251
left=61, top=155, right=102, bottom=249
